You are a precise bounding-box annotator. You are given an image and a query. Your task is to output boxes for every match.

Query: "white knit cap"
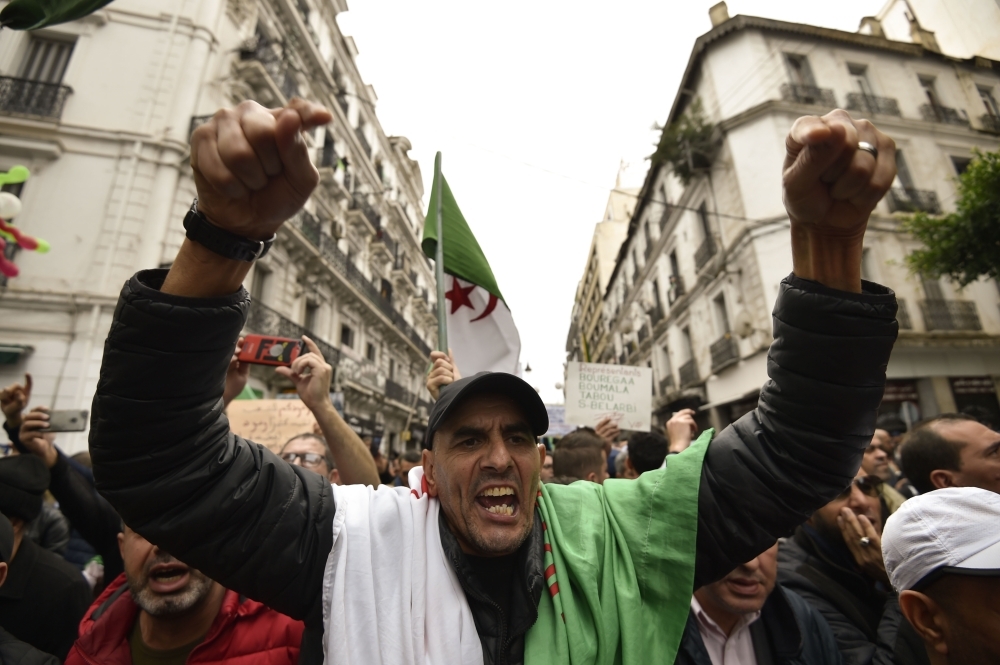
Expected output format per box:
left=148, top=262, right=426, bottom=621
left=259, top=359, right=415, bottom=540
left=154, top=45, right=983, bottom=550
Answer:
left=882, top=487, right=1000, bottom=591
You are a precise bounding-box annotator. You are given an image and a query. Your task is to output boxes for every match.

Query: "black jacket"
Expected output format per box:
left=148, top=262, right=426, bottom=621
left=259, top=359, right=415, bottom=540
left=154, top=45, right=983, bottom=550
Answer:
left=675, top=585, right=843, bottom=665
left=778, top=528, right=929, bottom=665
left=0, top=537, right=91, bottom=661
left=90, top=270, right=897, bottom=665
left=0, top=627, right=60, bottom=665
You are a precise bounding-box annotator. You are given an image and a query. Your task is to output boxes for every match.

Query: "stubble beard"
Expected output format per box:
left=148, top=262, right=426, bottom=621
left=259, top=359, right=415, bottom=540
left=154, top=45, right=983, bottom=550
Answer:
left=127, top=564, right=215, bottom=618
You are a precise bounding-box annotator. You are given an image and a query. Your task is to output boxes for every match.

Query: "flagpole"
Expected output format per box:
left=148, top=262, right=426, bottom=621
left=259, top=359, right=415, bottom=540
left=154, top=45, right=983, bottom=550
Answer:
left=434, top=152, right=448, bottom=353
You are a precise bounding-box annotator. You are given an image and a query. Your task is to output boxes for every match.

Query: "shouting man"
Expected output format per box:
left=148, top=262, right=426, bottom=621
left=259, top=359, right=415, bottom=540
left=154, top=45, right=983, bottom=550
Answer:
left=90, top=99, right=898, bottom=665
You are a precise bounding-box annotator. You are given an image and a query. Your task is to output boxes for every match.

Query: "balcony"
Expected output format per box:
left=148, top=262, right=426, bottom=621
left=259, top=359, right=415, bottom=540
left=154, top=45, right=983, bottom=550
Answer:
left=886, top=187, right=941, bottom=214
left=659, top=375, right=675, bottom=395
left=339, top=354, right=385, bottom=393
left=780, top=83, right=837, bottom=109
left=919, top=103, right=969, bottom=127
left=919, top=300, right=982, bottom=331
left=979, top=113, right=1000, bottom=134
left=678, top=359, right=700, bottom=388
left=392, top=256, right=417, bottom=293
left=386, top=379, right=416, bottom=406
left=668, top=274, right=686, bottom=304
left=347, top=196, right=381, bottom=234
left=245, top=300, right=339, bottom=366
left=846, top=93, right=901, bottom=117
left=710, top=334, right=740, bottom=372
left=370, top=228, right=396, bottom=262
left=355, top=126, right=371, bottom=157
left=896, top=299, right=912, bottom=330
left=237, top=37, right=299, bottom=102
left=0, top=76, right=72, bottom=121
left=694, top=236, right=716, bottom=271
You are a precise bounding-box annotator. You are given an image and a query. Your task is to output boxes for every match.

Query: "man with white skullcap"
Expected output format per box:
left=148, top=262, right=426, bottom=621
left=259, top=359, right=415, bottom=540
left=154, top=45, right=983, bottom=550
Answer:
left=882, top=487, right=1000, bottom=665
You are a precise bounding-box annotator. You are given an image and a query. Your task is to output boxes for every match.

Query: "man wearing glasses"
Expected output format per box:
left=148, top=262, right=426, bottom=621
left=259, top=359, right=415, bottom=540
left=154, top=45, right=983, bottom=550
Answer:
left=778, top=469, right=930, bottom=665
left=280, top=435, right=340, bottom=486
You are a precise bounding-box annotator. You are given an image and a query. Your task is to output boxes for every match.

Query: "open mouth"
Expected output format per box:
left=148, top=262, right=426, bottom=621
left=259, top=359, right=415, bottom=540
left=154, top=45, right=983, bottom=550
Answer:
left=475, top=486, right=519, bottom=518
left=147, top=563, right=191, bottom=593
left=725, top=577, right=761, bottom=597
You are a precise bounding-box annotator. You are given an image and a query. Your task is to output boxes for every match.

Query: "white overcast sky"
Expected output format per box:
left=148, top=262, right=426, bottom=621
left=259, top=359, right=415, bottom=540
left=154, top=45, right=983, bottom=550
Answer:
left=339, top=0, right=885, bottom=403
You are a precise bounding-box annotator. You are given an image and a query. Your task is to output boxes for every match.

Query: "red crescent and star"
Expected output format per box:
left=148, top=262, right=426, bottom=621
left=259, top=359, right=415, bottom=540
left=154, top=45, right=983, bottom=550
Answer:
left=445, top=277, right=499, bottom=322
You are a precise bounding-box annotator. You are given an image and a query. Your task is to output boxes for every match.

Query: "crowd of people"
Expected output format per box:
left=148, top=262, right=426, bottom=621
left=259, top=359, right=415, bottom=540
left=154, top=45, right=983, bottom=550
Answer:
left=0, top=100, right=997, bottom=665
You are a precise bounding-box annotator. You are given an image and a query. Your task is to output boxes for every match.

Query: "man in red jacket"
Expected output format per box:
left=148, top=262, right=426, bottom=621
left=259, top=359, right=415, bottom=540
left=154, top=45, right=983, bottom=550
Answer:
left=66, top=526, right=303, bottom=665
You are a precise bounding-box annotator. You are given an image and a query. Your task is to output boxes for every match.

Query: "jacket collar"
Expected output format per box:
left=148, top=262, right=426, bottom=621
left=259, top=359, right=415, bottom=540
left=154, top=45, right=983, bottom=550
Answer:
left=0, top=537, right=40, bottom=601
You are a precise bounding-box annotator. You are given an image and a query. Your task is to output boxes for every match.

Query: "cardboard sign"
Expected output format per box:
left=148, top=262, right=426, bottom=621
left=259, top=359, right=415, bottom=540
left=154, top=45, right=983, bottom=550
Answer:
left=226, top=399, right=317, bottom=454
left=564, top=362, right=652, bottom=432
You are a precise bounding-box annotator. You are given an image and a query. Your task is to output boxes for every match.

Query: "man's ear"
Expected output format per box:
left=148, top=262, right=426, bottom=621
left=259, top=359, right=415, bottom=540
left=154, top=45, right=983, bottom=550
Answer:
left=328, top=469, right=341, bottom=486
left=929, top=469, right=956, bottom=490
left=537, top=444, right=546, bottom=468
left=422, top=448, right=439, bottom=497
left=585, top=470, right=598, bottom=483
left=899, top=590, right=948, bottom=655
left=117, top=531, right=126, bottom=561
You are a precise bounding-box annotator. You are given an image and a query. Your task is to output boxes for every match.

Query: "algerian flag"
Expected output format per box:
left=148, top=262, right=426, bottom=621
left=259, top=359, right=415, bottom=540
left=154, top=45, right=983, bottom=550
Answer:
left=0, top=0, right=114, bottom=29
left=422, top=168, right=520, bottom=376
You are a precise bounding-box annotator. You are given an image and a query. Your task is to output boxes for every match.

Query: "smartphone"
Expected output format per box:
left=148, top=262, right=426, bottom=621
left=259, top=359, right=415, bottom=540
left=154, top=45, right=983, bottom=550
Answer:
left=238, top=334, right=304, bottom=366
left=44, top=409, right=89, bottom=432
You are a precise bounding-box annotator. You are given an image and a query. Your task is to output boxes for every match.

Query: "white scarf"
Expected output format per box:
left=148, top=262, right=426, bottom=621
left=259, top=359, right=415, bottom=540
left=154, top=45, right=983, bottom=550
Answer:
left=322, top=468, right=485, bottom=665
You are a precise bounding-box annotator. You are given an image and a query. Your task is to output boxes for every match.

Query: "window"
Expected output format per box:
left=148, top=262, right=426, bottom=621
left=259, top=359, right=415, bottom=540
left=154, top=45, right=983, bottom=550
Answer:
left=921, top=275, right=944, bottom=301
left=894, top=150, right=916, bottom=190
left=304, top=301, right=319, bottom=331
left=848, top=63, right=874, bottom=96
left=979, top=85, right=1000, bottom=118
left=651, top=279, right=662, bottom=310
left=320, top=132, right=335, bottom=168
left=20, top=37, right=74, bottom=83
left=669, top=251, right=680, bottom=278
left=919, top=76, right=940, bottom=108
left=643, top=222, right=653, bottom=250
left=784, top=53, right=815, bottom=87
left=340, top=324, right=354, bottom=349
left=380, top=278, right=393, bottom=303
left=389, top=358, right=395, bottom=380
left=250, top=266, right=269, bottom=302
left=366, top=342, right=376, bottom=362
left=712, top=293, right=730, bottom=335
left=951, top=156, right=972, bottom=175
left=698, top=202, right=711, bottom=241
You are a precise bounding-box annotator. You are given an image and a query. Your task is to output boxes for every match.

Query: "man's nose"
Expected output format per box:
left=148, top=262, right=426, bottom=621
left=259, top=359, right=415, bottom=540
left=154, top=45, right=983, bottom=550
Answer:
left=482, top=433, right=514, bottom=470
left=847, top=484, right=869, bottom=509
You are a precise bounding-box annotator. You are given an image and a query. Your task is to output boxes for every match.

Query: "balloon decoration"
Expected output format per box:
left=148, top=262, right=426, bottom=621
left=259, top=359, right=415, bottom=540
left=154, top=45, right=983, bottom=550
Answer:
left=0, top=166, right=49, bottom=279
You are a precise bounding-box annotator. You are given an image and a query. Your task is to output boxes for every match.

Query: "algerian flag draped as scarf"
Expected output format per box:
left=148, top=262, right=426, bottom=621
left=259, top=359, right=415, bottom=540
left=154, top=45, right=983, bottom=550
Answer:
left=422, top=169, right=520, bottom=375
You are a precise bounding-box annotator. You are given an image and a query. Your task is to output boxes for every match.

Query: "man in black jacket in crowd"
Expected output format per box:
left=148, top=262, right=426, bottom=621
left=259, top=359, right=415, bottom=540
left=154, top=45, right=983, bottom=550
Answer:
left=89, top=98, right=899, bottom=664
left=778, top=468, right=928, bottom=665
left=0, top=513, right=59, bottom=665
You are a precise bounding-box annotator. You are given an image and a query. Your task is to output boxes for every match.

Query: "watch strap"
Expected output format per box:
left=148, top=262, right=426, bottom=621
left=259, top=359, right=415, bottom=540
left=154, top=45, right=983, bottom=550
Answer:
left=182, top=200, right=275, bottom=262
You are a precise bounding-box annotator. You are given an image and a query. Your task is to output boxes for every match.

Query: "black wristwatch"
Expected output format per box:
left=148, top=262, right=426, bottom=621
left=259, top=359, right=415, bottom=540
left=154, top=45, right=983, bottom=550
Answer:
left=182, top=199, right=275, bottom=262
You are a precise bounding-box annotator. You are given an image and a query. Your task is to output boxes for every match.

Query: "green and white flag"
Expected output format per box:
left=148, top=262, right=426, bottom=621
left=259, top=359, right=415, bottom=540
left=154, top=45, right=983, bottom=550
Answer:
left=0, top=0, right=114, bottom=29
left=422, top=169, right=520, bottom=375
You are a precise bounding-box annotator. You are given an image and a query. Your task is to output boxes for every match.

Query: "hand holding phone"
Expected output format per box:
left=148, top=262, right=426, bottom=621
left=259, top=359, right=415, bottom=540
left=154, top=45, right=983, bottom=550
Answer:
left=237, top=334, right=305, bottom=366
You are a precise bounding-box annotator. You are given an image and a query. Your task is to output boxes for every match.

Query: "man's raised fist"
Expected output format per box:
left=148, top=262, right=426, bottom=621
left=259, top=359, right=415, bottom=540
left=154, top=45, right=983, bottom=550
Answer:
left=190, top=98, right=333, bottom=241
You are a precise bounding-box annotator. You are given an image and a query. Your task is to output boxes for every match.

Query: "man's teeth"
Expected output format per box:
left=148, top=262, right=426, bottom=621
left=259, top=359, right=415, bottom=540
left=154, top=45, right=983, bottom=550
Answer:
left=480, top=487, right=514, bottom=497
left=486, top=505, right=514, bottom=516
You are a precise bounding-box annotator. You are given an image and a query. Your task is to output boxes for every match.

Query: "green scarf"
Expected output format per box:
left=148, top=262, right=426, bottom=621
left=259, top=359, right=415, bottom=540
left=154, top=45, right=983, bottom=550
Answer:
left=525, top=429, right=711, bottom=664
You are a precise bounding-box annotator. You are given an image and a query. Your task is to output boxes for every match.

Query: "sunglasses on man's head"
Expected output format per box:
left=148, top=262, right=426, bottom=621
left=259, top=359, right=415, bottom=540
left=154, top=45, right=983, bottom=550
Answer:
left=837, top=476, right=883, bottom=500
left=280, top=451, right=326, bottom=468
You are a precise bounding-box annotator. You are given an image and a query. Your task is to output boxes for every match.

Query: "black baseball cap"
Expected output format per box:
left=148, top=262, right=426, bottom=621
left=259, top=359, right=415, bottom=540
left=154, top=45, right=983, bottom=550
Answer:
left=426, top=372, right=549, bottom=448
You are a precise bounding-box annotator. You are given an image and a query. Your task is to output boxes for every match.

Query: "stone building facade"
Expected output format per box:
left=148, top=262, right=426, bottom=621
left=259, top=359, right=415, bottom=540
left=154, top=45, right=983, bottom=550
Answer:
left=0, top=0, right=436, bottom=454
left=583, top=4, right=1000, bottom=432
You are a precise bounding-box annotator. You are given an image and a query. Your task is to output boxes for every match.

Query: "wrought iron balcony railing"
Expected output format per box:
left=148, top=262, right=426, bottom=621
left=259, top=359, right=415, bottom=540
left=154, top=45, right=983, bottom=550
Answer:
left=919, top=300, right=982, bottom=332
left=710, top=334, right=740, bottom=372
left=246, top=300, right=340, bottom=365
left=668, top=274, right=686, bottom=304
left=846, top=93, right=901, bottom=117
left=979, top=113, right=1000, bottom=134
left=386, top=378, right=416, bottom=405
left=919, top=103, right=969, bottom=126
left=896, top=299, right=913, bottom=330
left=886, top=187, right=941, bottom=214
left=0, top=76, right=72, bottom=120
left=678, top=359, right=699, bottom=388
left=780, top=83, right=837, bottom=109
left=694, top=236, right=716, bottom=271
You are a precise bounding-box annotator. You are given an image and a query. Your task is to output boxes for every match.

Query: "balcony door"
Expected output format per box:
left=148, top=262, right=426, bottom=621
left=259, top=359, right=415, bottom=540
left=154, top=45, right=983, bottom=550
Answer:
left=784, top=53, right=815, bottom=87
left=20, top=37, right=74, bottom=84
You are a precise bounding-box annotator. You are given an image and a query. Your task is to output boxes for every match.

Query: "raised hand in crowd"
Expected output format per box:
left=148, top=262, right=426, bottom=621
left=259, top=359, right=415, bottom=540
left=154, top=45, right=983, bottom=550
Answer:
left=426, top=349, right=460, bottom=400
left=17, top=406, right=59, bottom=468
left=594, top=416, right=620, bottom=448
left=275, top=336, right=379, bottom=486
left=222, top=336, right=251, bottom=406
left=0, top=373, right=32, bottom=428
left=666, top=408, right=698, bottom=454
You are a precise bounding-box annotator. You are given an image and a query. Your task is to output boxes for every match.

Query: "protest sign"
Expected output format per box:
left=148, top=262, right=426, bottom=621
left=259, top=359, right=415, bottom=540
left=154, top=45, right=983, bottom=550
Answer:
left=564, top=362, right=653, bottom=432
left=227, top=399, right=317, bottom=454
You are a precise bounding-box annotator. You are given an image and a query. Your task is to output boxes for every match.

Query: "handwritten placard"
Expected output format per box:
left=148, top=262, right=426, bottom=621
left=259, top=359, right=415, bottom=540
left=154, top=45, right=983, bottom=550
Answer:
left=226, top=400, right=318, bottom=454
left=564, top=362, right=652, bottom=432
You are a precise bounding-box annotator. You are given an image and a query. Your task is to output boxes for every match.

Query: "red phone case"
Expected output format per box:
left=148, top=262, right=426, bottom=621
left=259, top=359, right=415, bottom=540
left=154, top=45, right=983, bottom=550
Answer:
left=238, top=334, right=304, bottom=366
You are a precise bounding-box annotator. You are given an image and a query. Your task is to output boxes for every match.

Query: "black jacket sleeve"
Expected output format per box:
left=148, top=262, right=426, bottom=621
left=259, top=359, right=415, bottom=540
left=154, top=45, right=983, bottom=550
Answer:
left=90, top=270, right=335, bottom=625
left=48, top=453, right=125, bottom=582
left=694, top=276, right=897, bottom=586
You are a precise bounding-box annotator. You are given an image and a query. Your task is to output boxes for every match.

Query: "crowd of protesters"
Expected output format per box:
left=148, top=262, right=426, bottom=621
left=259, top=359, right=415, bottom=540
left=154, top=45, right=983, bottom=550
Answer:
left=0, top=100, right=997, bottom=665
